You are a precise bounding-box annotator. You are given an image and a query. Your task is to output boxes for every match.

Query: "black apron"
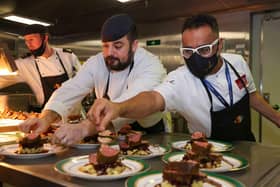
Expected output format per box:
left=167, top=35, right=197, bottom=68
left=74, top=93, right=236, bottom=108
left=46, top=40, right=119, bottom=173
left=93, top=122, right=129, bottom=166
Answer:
left=103, top=61, right=164, bottom=134
left=34, top=52, right=69, bottom=109
left=201, top=60, right=255, bottom=141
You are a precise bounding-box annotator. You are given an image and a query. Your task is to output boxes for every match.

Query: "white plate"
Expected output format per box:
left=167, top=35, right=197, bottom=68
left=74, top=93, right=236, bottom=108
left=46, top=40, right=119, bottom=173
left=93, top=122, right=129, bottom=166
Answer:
left=0, top=143, right=67, bottom=159
left=162, top=152, right=249, bottom=172
left=0, top=119, right=23, bottom=127
left=126, top=170, right=245, bottom=187
left=71, top=143, right=100, bottom=149
left=0, top=135, right=18, bottom=145
left=55, top=155, right=150, bottom=180
left=111, top=144, right=169, bottom=159
left=171, top=140, right=234, bottom=152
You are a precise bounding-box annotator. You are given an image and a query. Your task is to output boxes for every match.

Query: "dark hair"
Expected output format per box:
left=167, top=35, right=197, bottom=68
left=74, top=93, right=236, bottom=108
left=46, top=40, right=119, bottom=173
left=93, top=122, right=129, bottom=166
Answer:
left=181, top=14, right=219, bottom=35
left=23, top=24, right=49, bottom=36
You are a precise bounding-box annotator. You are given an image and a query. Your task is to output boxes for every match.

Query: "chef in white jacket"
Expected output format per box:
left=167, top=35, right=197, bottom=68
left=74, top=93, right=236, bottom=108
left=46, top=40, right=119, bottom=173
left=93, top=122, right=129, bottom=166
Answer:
left=19, top=14, right=167, bottom=145
left=0, top=24, right=81, bottom=111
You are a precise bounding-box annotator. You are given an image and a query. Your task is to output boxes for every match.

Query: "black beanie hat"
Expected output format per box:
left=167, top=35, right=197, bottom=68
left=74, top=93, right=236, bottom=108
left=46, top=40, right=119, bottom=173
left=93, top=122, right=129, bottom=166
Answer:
left=23, top=24, right=49, bottom=36
left=101, top=14, right=135, bottom=42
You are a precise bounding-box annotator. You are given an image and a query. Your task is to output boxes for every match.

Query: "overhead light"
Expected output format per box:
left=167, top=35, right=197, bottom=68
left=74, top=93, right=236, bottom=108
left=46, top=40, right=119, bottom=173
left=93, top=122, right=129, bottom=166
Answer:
left=220, top=32, right=249, bottom=40
left=116, top=0, right=141, bottom=3
left=3, top=15, right=51, bottom=26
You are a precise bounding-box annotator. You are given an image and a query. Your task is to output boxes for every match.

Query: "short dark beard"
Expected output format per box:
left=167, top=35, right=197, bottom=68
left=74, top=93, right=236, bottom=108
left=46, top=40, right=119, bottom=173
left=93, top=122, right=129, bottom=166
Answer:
left=105, top=46, right=134, bottom=71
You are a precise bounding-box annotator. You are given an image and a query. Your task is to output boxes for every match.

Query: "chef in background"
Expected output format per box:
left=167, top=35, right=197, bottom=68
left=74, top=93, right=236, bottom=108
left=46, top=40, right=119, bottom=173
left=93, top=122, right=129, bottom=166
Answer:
left=0, top=24, right=81, bottom=111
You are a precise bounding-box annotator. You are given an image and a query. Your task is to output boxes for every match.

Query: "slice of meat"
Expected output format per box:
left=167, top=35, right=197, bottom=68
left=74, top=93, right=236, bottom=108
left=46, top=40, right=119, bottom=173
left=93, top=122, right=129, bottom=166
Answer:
left=163, top=160, right=205, bottom=185
left=191, top=131, right=207, bottom=141
left=127, top=133, right=142, bottom=147
left=119, top=141, right=130, bottom=150
left=19, top=134, right=44, bottom=149
left=118, top=124, right=132, bottom=135
left=89, top=153, right=98, bottom=165
left=191, top=141, right=212, bottom=155
left=97, top=144, right=120, bottom=165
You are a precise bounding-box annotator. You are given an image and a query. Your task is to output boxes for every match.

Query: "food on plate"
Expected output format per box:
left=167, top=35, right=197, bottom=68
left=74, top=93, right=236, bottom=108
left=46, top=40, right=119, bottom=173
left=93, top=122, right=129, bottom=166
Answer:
left=82, top=134, right=98, bottom=144
left=0, top=109, right=39, bottom=120
left=118, top=124, right=134, bottom=135
left=184, top=131, right=209, bottom=150
left=16, top=134, right=47, bottom=154
left=118, top=124, right=144, bottom=136
left=119, top=132, right=151, bottom=156
left=155, top=160, right=221, bottom=187
left=182, top=133, right=223, bottom=168
left=80, top=130, right=116, bottom=144
left=79, top=144, right=127, bottom=176
left=97, top=130, right=116, bottom=144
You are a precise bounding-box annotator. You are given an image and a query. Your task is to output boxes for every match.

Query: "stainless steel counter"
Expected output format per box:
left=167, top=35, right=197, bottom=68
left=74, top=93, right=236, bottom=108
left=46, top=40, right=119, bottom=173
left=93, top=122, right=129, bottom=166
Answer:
left=0, top=133, right=279, bottom=187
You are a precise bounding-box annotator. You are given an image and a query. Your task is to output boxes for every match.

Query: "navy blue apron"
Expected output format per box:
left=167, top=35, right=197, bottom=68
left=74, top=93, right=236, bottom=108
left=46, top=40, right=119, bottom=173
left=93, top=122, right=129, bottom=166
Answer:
left=34, top=52, right=69, bottom=110
left=201, top=60, right=255, bottom=141
left=103, top=61, right=164, bottom=134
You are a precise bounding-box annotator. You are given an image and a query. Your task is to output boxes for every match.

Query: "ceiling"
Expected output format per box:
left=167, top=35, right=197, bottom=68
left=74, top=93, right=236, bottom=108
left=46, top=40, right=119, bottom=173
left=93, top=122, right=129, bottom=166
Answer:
left=0, top=0, right=280, bottom=42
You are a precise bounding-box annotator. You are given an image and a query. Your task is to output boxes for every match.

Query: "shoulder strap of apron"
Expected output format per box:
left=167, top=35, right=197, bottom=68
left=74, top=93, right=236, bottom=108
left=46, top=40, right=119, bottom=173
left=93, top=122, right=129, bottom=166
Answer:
left=34, top=51, right=69, bottom=79
left=200, top=58, right=249, bottom=109
left=103, top=60, right=135, bottom=99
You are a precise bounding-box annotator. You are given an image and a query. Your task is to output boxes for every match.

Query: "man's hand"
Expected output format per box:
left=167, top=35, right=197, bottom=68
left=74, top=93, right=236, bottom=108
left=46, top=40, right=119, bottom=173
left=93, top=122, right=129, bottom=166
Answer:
left=18, top=110, right=61, bottom=135
left=87, top=98, right=120, bottom=131
left=52, top=119, right=96, bottom=146
left=18, top=117, right=50, bottom=134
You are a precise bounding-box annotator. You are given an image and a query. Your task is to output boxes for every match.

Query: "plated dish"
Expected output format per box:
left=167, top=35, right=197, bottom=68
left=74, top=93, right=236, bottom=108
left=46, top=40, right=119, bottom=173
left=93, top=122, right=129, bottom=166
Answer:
left=171, top=139, right=234, bottom=152
left=162, top=152, right=249, bottom=172
left=55, top=155, right=150, bottom=180
left=111, top=144, right=169, bottom=159
left=0, top=143, right=66, bottom=159
left=125, top=170, right=245, bottom=187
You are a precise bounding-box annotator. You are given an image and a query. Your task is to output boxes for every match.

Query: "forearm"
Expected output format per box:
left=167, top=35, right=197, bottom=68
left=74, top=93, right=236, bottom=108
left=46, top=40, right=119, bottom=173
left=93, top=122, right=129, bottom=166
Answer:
left=118, top=91, right=164, bottom=119
left=250, top=91, right=280, bottom=126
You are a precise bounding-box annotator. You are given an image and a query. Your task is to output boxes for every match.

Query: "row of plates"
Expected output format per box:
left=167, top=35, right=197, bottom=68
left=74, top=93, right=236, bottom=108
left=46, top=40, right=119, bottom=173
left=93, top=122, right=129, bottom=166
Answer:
left=0, top=139, right=233, bottom=159
left=0, top=138, right=246, bottom=186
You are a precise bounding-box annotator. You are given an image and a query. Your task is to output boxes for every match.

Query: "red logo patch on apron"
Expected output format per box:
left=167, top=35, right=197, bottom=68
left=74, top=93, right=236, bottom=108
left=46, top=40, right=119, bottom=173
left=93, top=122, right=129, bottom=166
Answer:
left=235, top=74, right=247, bottom=89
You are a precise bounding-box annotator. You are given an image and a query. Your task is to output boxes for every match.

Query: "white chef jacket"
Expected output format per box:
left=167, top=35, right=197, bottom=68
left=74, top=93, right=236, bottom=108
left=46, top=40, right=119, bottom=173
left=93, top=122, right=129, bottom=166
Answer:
left=45, top=47, right=167, bottom=130
left=0, top=48, right=81, bottom=106
left=154, top=53, right=256, bottom=137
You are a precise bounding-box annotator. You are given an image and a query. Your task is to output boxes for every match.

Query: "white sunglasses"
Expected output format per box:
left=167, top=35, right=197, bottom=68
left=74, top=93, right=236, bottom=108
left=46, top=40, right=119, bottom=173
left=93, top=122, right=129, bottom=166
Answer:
left=180, top=38, right=219, bottom=59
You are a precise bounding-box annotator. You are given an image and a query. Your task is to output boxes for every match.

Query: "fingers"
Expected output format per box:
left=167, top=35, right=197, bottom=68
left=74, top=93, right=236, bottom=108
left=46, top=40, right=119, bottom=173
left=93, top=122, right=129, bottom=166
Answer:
left=97, top=113, right=114, bottom=132
left=88, top=98, right=106, bottom=123
left=18, top=118, right=39, bottom=133
left=18, top=117, right=50, bottom=135
left=52, top=124, right=85, bottom=146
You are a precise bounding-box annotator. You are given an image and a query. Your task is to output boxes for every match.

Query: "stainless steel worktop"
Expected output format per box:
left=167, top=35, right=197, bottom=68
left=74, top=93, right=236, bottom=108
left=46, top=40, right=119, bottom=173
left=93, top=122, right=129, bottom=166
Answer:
left=0, top=133, right=279, bottom=187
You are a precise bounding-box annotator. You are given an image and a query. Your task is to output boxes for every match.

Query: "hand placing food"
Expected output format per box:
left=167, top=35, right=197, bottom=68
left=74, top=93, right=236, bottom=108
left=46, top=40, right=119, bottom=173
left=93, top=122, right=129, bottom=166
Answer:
left=87, top=98, right=121, bottom=132
left=18, top=118, right=50, bottom=135
left=52, top=119, right=98, bottom=146
left=18, top=110, right=61, bottom=135
left=52, top=123, right=87, bottom=146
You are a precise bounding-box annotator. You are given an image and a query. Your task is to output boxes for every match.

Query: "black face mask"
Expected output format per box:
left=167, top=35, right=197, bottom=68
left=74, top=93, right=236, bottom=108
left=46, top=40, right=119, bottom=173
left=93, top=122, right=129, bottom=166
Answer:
left=30, top=36, right=46, bottom=57
left=184, top=52, right=219, bottom=79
